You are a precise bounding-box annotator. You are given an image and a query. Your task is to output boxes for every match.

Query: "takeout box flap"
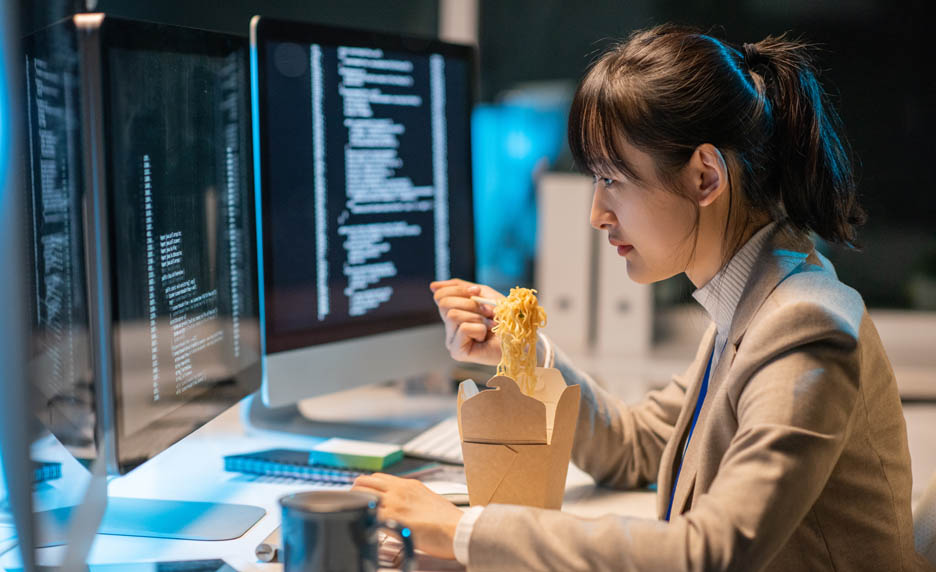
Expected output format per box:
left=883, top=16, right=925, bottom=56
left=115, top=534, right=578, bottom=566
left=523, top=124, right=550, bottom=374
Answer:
left=545, top=382, right=580, bottom=502
left=527, top=367, right=577, bottom=443
left=458, top=375, right=547, bottom=444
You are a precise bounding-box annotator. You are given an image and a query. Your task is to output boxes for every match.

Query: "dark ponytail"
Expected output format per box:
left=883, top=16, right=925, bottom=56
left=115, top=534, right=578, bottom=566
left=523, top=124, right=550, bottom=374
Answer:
left=743, top=36, right=865, bottom=246
left=568, top=25, right=866, bottom=249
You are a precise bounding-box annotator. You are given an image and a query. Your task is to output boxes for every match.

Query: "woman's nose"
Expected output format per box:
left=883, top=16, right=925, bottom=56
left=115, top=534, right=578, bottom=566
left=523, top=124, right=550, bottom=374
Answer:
left=589, top=190, right=613, bottom=231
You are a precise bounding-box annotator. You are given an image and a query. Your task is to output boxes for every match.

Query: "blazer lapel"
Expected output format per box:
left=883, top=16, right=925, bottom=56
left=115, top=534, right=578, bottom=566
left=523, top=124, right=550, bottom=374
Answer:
left=656, top=326, right=716, bottom=520
left=671, top=473, right=697, bottom=518
left=667, top=335, right=740, bottom=517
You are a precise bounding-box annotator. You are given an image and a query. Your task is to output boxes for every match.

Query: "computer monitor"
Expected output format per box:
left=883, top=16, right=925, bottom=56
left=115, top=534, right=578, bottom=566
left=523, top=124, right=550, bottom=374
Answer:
left=21, top=13, right=265, bottom=542
left=24, top=14, right=263, bottom=476
left=250, top=17, right=476, bottom=408
left=22, top=15, right=95, bottom=463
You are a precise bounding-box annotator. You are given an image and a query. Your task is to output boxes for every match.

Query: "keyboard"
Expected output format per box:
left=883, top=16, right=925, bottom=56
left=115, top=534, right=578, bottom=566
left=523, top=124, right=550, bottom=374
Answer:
left=403, top=415, right=463, bottom=465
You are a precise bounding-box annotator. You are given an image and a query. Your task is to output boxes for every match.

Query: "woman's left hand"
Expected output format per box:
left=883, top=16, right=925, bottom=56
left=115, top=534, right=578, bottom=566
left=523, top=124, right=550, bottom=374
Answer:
left=351, top=473, right=464, bottom=560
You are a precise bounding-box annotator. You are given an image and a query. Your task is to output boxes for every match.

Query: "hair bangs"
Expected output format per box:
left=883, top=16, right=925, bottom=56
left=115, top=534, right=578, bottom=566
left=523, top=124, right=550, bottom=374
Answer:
left=568, top=59, right=642, bottom=183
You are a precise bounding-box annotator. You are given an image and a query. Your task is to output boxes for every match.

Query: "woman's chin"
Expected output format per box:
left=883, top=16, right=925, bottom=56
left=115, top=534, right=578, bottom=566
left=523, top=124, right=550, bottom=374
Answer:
left=623, top=260, right=646, bottom=284
left=625, top=260, right=671, bottom=285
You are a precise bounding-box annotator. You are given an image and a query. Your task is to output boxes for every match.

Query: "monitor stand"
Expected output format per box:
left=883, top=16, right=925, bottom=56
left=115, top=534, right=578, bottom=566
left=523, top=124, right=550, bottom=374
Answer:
left=34, top=498, right=265, bottom=546
left=242, top=381, right=457, bottom=445
left=244, top=393, right=430, bottom=444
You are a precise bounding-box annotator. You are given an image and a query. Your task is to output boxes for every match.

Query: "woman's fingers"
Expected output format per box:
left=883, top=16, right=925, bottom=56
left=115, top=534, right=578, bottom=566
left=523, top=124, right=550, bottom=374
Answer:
left=352, top=474, right=404, bottom=503
left=439, top=298, right=494, bottom=321
left=453, top=321, right=488, bottom=344
left=432, top=284, right=479, bottom=305
left=443, top=311, right=487, bottom=346
left=352, top=474, right=391, bottom=492
left=475, top=300, right=496, bottom=318
left=430, top=279, right=502, bottom=320
left=439, top=297, right=490, bottom=320
left=429, top=278, right=475, bottom=292
left=436, top=290, right=495, bottom=317
left=351, top=473, right=462, bottom=560
left=350, top=485, right=382, bottom=500
left=447, top=321, right=490, bottom=361
left=430, top=279, right=504, bottom=307
left=478, top=284, right=506, bottom=303
left=429, top=278, right=502, bottom=365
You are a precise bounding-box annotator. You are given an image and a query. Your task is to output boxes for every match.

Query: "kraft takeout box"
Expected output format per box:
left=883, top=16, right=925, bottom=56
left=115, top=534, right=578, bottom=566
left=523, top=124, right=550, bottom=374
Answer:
left=456, top=367, right=580, bottom=509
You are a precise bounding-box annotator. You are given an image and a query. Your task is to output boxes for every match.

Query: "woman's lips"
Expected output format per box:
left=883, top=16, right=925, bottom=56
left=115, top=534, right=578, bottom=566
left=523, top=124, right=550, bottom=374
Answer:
left=617, top=244, right=634, bottom=256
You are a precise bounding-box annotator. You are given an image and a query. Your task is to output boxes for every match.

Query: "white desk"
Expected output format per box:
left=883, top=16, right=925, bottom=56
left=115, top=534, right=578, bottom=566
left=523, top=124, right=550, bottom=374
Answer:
left=9, top=384, right=656, bottom=571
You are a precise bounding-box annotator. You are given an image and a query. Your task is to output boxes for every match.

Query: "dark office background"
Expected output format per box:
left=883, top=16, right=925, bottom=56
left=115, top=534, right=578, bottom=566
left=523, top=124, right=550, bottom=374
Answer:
left=22, top=0, right=936, bottom=309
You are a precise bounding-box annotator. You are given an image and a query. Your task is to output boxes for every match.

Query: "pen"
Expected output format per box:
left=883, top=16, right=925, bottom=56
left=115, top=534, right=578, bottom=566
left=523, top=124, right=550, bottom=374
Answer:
left=255, top=525, right=280, bottom=563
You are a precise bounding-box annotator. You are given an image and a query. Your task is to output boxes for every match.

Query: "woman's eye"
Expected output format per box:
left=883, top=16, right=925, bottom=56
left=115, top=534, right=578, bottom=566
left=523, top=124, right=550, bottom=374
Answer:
left=592, top=175, right=617, bottom=188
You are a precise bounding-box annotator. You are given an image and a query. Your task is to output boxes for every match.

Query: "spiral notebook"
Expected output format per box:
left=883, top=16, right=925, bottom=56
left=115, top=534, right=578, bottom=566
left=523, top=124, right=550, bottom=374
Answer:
left=224, top=449, right=441, bottom=484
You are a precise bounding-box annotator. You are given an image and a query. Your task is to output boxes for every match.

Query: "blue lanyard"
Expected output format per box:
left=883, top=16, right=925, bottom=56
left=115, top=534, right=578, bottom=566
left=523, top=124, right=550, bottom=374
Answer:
left=665, top=348, right=714, bottom=521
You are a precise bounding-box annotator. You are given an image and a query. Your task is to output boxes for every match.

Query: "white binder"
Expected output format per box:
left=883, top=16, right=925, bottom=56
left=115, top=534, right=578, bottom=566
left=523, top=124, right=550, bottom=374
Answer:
left=535, top=173, right=594, bottom=354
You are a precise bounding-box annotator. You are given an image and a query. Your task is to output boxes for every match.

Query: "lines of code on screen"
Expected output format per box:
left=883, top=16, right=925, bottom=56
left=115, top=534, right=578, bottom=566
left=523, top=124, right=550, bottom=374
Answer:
left=23, top=26, right=94, bottom=449
left=106, top=46, right=257, bottom=437
left=263, top=40, right=472, bottom=344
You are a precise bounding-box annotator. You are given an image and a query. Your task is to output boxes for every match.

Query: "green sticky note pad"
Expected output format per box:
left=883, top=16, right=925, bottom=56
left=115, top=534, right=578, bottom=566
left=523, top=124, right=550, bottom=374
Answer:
left=308, top=438, right=405, bottom=471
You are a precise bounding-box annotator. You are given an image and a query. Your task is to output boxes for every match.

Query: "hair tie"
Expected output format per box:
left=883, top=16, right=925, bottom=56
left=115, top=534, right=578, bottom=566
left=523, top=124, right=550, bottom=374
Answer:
left=742, top=42, right=767, bottom=69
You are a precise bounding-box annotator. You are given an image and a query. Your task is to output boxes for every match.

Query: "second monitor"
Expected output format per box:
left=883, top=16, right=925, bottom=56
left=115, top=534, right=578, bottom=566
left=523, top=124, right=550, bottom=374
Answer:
left=251, top=17, right=476, bottom=407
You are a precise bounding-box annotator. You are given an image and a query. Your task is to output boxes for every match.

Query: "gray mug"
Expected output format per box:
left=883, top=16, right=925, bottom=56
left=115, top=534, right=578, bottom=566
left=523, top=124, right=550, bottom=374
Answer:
left=280, top=490, right=414, bottom=572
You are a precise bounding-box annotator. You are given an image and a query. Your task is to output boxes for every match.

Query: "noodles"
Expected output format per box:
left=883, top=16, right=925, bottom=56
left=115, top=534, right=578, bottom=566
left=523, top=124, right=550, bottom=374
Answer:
left=492, top=287, right=547, bottom=396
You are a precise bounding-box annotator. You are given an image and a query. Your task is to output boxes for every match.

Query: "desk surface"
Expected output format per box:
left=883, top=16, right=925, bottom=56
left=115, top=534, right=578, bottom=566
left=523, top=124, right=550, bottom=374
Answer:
left=9, top=384, right=656, bottom=571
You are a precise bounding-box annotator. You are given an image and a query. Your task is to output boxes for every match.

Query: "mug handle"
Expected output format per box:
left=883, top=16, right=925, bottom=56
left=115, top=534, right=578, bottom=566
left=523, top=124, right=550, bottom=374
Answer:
left=376, top=519, right=415, bottom=572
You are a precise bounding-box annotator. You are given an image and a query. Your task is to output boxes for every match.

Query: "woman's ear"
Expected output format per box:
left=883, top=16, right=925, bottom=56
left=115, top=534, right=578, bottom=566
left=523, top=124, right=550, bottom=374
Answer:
left=687, top=143, right=729, bottom=207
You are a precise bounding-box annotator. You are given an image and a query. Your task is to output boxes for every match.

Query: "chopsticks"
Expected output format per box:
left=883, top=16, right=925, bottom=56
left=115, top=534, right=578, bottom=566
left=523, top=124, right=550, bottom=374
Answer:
left=470, top=295, right=499, bottom=307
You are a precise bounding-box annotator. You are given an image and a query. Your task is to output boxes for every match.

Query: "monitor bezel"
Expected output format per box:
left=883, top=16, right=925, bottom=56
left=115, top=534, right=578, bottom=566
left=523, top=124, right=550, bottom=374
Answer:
left=96, top=15, right=262, bottom=474
left=251, top=16, right=477, bottom=355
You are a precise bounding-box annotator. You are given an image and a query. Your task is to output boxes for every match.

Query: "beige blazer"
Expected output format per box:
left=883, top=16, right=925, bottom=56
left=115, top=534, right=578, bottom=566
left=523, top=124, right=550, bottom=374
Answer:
left=467, top=226, right=931, bottom=571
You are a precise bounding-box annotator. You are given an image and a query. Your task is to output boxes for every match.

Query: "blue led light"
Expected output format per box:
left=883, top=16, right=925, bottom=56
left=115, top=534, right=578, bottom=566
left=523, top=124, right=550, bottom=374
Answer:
left=401, top=527, right=411, bottom=538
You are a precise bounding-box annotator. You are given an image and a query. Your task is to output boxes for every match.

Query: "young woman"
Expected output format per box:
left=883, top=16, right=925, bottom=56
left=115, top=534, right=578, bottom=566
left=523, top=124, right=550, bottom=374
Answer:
left=353, top=24, right=929, bottom=570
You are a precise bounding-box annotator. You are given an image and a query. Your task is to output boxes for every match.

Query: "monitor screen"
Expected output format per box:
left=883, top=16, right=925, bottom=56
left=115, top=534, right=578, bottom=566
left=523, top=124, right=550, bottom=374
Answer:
left=97, top=18, right=261, bottom=472
left=253, top=18, right=475, bottom=356
left=23, top=18, right=96, bottom=457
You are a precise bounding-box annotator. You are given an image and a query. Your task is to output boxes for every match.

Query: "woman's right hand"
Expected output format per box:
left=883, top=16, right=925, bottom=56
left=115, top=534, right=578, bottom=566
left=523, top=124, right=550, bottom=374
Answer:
left=429, top=278, right=504, bottom=365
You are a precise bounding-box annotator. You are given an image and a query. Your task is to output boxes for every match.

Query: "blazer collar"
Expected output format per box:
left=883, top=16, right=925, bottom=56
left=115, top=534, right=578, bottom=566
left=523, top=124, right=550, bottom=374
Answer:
left=726, top=224, right=818, bottom=349
left=692, top=222, right=775, bottom=346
